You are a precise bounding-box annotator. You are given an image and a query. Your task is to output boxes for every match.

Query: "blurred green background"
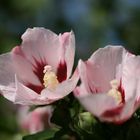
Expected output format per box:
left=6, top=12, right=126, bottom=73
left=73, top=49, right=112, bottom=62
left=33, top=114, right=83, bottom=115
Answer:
left=0, top=0, right=140, bottom=139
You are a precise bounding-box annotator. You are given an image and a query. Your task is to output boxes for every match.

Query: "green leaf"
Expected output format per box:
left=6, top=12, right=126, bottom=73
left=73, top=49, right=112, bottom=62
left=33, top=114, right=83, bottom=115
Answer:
left=22, top=128, right=59, bottom=140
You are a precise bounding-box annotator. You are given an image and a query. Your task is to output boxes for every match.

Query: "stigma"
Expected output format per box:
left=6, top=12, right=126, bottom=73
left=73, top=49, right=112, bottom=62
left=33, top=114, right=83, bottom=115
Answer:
left=43, top=65, right=59, bottom=90
left=107, top=79, right=122, bottom=104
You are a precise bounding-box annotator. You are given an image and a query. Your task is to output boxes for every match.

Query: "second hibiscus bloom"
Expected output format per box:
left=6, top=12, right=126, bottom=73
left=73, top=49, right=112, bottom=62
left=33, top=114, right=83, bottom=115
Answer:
left=75, top=46, right=140, bottom=124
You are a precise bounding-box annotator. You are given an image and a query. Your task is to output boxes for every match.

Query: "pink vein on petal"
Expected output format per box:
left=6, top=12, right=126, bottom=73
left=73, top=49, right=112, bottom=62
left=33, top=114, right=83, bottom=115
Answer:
left=26, top=56, right=47, bottom=94
left=118, top=79, right=125, bottom=103
left=32, top=56, right=47, bottom=84
left=101, top=106, right=123, bottom=118
left=26, top=84, right=43, bottom=94
left=57, top=61, right=67, bottom=82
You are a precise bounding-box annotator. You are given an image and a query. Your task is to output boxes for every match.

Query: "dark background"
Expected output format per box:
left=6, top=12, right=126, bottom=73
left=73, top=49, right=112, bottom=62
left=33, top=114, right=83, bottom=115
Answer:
left=0, top=0, right=140, bottom=139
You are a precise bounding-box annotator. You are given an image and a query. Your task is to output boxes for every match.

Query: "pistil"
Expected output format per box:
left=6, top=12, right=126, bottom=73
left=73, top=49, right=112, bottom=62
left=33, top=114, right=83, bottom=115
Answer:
left=107, top=79, right=122, bottom=104
left=43, top=65, right=59, bottom=90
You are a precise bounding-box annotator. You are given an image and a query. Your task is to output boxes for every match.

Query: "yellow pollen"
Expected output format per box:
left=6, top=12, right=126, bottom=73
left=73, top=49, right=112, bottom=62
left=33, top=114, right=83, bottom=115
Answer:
left=107, top=79, right=122, bottom=104
left=43, top=65, right=59, bottom=90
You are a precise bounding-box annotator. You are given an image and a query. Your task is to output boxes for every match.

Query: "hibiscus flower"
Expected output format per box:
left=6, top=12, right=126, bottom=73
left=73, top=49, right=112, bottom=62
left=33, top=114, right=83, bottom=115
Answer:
left=18, top=106, right=53, bottom=134
left=0, top=27, right=79, bottom=105
left=75, top=46, right=140, bottom=124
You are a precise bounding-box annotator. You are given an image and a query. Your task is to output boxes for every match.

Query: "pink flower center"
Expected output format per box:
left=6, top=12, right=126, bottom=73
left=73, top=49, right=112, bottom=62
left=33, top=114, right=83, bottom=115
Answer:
left=27, top=59, right=67, bottom=94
